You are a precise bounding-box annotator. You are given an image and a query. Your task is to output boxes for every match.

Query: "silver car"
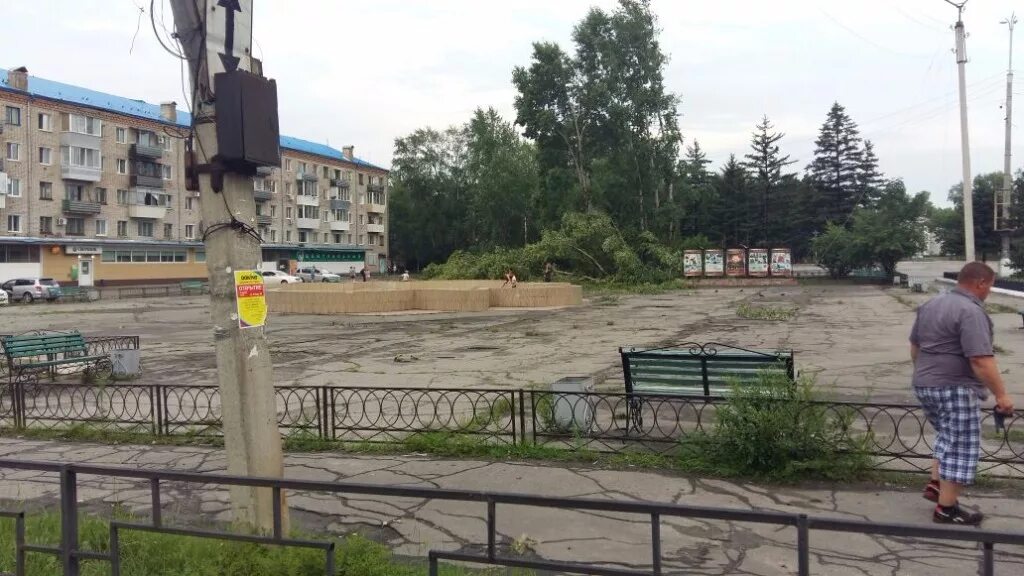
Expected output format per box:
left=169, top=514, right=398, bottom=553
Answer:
left=2, top=278, right=63, bottom=303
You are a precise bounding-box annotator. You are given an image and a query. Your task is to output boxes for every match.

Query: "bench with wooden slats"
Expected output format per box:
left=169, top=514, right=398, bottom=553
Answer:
left=180, top=280, right=208, bottom=295
left=1, top=331, right=109, bottom=385
left=620, top=344, right=795, bottom=431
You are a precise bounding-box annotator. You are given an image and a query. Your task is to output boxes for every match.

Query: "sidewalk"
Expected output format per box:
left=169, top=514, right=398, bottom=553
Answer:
left=0, top=438, right=1021, bottom=575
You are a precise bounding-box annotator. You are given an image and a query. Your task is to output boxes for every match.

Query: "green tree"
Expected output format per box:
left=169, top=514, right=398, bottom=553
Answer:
left=742, top=115, right=796, bottom=245
left=945, top=172, right=1004, bottom=262
left=806, top=102, right=864, bottom=229
left=850, top=180, right=928, bottom=276
left=856, top=140, right=885, bottom=208
left=812, top=223, right=863, bottom=279
left=712, top=155, right=752, bottom=246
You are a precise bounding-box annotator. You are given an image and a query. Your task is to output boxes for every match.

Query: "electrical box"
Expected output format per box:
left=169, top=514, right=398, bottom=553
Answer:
left=214, top=70, right=281, bottom=171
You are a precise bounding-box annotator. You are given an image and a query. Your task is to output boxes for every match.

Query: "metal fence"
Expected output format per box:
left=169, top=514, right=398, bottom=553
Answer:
left=0, top=335, right=139, bottom=382
left=1, top=383, right=1022, bottom=477
left=0, top=458, right=1021, bottom=576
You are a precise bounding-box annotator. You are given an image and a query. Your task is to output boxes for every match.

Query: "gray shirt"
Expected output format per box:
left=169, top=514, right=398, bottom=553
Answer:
left=910, top=287, right=993, bottom=398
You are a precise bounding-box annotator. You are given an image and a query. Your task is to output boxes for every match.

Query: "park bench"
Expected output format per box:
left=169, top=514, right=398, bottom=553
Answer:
left=1, top=331, right=112, bottom=388
left=620, top=342, right=794, bottom=431
left=180, top=280, right=208, bottom=295
left=59, top=286, right=89, bottom=302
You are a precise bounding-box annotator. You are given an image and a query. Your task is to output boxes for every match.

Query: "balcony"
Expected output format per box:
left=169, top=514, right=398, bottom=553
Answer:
left=256, top=214, right=273, bottom=226
left=296, top=218, right=320, bottom=229
left=130, top=143, right=163, bottom=159
left=128, top=204, right=168, bottom=219
left=296, top=194, right=319, bottom=206
left=366, top=203, right=386, bottom=214
left=330, top=178, right=350, bottom=189
left=367, top=183, right=385, bottom=193
left=62, top=199, right=102, bottom=215
left=296, top=172, right=318, bottom=182
left=253, top=189, right=273, bottom=202
left=131, top=174, right=164, bottom=188
left=366, top=223, right=385, bottom=234
left=329, top=220, right=350, bottom=232
left=329, top=198, right=350, bottom=211
left=256, top=166, right=275, bottom=176
left=61, top=164, right=102, bottom=182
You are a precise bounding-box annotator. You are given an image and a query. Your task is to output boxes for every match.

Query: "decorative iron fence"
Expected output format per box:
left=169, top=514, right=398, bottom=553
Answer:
left=1, top=383, right=1022, bottom=477
left=0, top=458, right=1023, bottom=576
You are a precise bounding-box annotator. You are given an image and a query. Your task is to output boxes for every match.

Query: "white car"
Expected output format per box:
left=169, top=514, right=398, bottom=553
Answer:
left=296, top=266, right=342, bottom=283
left=260, top=270, right=303, bottom=284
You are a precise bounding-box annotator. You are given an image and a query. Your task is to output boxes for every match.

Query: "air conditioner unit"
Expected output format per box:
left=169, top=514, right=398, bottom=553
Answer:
left=191, top=191, right=201, bottom=198
left=56, top=218, right=67, bottom=226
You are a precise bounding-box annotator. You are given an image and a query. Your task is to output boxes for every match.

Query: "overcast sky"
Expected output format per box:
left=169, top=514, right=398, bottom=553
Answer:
left=3, top=0, right=1022, bottom=205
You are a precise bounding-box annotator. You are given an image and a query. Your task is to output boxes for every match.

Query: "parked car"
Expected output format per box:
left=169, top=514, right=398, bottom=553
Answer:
left=296, top=266, right=342, bottom=283
left=260, top=270, right=303, bottom=284
left=2, top=278, right=63, bottom=303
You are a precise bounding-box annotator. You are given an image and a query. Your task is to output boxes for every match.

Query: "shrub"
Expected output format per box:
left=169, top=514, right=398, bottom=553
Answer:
left=680, top=373, right=870, bottom=481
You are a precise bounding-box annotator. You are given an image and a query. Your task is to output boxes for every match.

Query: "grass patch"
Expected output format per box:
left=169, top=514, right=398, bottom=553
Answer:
left=986, top=302, right=1019, bottom=314
left=0, top=511, right=515, bottom=576
left=736, top=303, right=798, bottom=321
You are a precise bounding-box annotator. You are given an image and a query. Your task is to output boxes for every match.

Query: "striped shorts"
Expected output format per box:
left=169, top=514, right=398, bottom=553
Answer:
left=914, top=386, right=981, bottom=485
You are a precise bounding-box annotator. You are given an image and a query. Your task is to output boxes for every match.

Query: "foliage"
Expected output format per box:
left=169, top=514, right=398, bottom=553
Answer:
left=736, top=303, right=797, bottom=321
left=811, top=223, right=863, bottom=279
left=934, top=171, right=1024, bottom=262
left=849, top=180, right=928, bottom=276
left=742, top=116, right=797, bottom=245
left=679, top=373, right=871, bottom=481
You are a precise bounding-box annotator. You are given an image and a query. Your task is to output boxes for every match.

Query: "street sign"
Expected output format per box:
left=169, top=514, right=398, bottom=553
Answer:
left=234, top=270, right=267, bottom=329
left=206, top=0, right=253, bottom=81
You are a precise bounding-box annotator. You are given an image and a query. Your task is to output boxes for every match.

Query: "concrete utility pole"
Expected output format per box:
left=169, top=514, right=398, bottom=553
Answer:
left=947, top=0, right=975, bottom=262
left=997, top=13, right=1017, bottom=276
left=168, top=0, right=287, bottom=533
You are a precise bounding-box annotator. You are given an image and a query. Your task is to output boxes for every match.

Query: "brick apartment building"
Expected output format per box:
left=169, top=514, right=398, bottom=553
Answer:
left=0, top=66, right=389, bottom=285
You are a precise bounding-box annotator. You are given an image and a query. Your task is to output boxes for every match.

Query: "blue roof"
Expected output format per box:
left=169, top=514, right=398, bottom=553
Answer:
left=0, top=68, right=386, bottom=171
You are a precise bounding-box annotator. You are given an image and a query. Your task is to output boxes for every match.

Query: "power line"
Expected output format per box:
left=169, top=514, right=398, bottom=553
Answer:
left=818, top=7, right=933, bottom=58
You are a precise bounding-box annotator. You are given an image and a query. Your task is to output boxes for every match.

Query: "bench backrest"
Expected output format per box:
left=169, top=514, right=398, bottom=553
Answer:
left=621, top=347, right=793, bottom=396
left=181, top=280, right=202, bottom=287
left=1, top=332, right=88, bottom=360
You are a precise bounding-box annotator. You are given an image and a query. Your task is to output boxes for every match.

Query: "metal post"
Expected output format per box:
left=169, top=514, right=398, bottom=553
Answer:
left=325, top=542, right=336, bottom=576
left=59, top=467, right=80, bottom=576
left=14, top=512, right=25, bottom=576
left=796, top=514, right=810, bottom=576
left=651, top=512, right=662, bottom=575
left=982, top=541, right=995, bottom=576
left=700, top=356, right=710, bottom=396
left=519, top=389, right=527, bottom=445
left=272, top=486, right=283, bottom=539
left=109, top=525, right=121, bottom=576
left=150, top=478, right=162, bottom=527
left=428, top=552, right=439, bottom=576
left=486, top=499, right=496, bottom=560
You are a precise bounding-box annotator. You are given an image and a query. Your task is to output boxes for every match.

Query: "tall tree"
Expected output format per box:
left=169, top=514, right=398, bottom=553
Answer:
left=942, top=172, right=1004, bottom=262
left=856, top=140, right=885, bottom=208
left=806, top=102, right=864, bottom=229
left=712, top=155, right=751, bottom=246
left=742, top=115, right=796, bottom=244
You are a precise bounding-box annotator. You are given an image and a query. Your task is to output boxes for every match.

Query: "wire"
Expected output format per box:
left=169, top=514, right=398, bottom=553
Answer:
left=818, top=7, right=933, bottom=58
left=129, top=2, right=145, bottom=54
left=150, top=0, right=186, bottom=60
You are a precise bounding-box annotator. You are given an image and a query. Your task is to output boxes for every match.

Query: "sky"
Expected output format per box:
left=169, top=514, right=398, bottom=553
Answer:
left=2, top=0, right=1022, bottom=205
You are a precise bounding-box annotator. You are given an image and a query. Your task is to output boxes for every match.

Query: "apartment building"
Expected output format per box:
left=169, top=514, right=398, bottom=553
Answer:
left=0, top=67, right=389, bottom=285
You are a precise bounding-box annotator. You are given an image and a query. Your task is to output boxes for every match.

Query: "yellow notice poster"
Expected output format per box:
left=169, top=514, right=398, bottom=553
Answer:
left=234, top=270, right=267, bottom=329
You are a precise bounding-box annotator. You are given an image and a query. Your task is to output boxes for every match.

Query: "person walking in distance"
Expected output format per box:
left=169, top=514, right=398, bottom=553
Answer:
left=910, top=262, right=1015, bottom=525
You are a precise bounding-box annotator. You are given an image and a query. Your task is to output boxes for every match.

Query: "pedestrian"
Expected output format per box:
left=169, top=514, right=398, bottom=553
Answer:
left=401, top=270, right=410, bottom=282
left=501, top=268, right=517, bottom=288
left=910, top=261, right=1015, bottom=525
left=360, top=268, right=368, bottom=282
left=349, top=266, right=356, bottom=281
left=543, top=262, right=554, bottom=283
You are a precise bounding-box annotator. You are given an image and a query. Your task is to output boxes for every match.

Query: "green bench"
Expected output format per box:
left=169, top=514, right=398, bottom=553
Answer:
left=180, top=280, right=208, bottom=295
left=620, top=342, right=795, bottom=430
left=60, top=286, right=90, bottom=302
left=1, top=331, right=112, bottom=388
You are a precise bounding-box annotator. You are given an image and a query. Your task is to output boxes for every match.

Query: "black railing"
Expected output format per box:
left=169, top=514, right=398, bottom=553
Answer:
left=1, top=383, right=1022, bottom=477
left=0, top=458, right=1021, bottom=576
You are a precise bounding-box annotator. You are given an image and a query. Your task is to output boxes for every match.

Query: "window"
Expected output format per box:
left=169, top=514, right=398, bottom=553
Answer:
left=95, top=187, right=107, bottom=204
left=116, top=220, right=128, bottom=237
left=333, top=233, right=342, bottom=244
left=66, top=218, right=85, bottom=235
left=269, top=230, right=277, bottom=242
left=322, top=211, right=329, bottom=222
left=358, top=214, right=365, bottom=225
left=299, top=162, right=307, bottom=174
left=5, top=142, right=20, bottom=161
left=285, top=206, right=293, bottom=219
left=6, top=178, right=21, bottom=197
left=270, top=204, right=277, bottom=217
left=379, top=236, right=385, bottom=246
left=66, top=114, right=101, bottom=136
left=284, top=159, right=292, bottom=171
left=117, top=189, right=129, bottom=205
left=115, top=127, right=126, bottom=143
left=358, top=235, right=365, bottom=245
left=185, top=196, right=195, bottom=210
left=95, top=219, right=107, bottom=236
left=7, top=215, right=21, bottom=233
left=65, top=184, right=85, bottom=201
left=298, top=231, right=308, bottom=243
left=322, top=166, right=329, bottom=178
left=195, top=250, right=206, bottom=263
left=332, top=209, right=349, bottom=222
left=285, top=182, right=292, bottom=195
left=159, top=135, right=171, bottom=151
left=137, top=221, right=154, bottom=237
left=39, top=217, right=53, bottom=235
left=39, top=181, right=53, bottom=200
left=61, top=146, right=101, bottom=169
left=285, top=230, right=292, bottom=242
left=347, top=234, right=352, bottom=244
left=116, top=159, right=127, bottom=174
left=164, top=223, right=173, bottom=239
left=102, top=249, right=187, bottom=263
left=298, top=205, right=319, bottom=219
left=5, top=106, right=21, bottom=126
left=37, top=113, right=52, bottom=132
left=162, top=165, right=172, bottom=180
left=185, top=224, right=195, bottom=239
left=38, top=147, right=52, bottom=165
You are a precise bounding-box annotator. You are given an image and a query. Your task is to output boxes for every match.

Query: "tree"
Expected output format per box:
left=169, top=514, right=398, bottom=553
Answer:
left=944, top=172, right=1004, bottom=262
left=850, top=180, right=928, bottom=276
left=743, top=115, right=796, bottom=245
left=856, top=140, right=885, bottom=208
left=812, top=223, right=862, bottom=279
left=806, top=102, right=864, bottom=229
left=711, top=155, right=751, bottom=246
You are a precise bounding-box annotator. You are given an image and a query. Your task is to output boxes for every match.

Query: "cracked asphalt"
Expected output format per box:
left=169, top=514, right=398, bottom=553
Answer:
left=5, top=262, right=1024, bottom=573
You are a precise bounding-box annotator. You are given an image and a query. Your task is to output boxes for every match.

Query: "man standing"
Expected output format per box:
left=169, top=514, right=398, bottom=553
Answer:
left=910, top=262, right=1014, bottom=525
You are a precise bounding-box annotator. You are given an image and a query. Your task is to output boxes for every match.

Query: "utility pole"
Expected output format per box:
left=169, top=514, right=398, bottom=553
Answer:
left=997, top=13, right=1017, bottom=276
left=169, top=0, right=287, bottom=534
left=947, top=0, right=975, bottom=262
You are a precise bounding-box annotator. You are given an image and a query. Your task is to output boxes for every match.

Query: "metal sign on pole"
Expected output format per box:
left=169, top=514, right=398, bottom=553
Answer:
left=206, top=0, right=253, bottom=80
